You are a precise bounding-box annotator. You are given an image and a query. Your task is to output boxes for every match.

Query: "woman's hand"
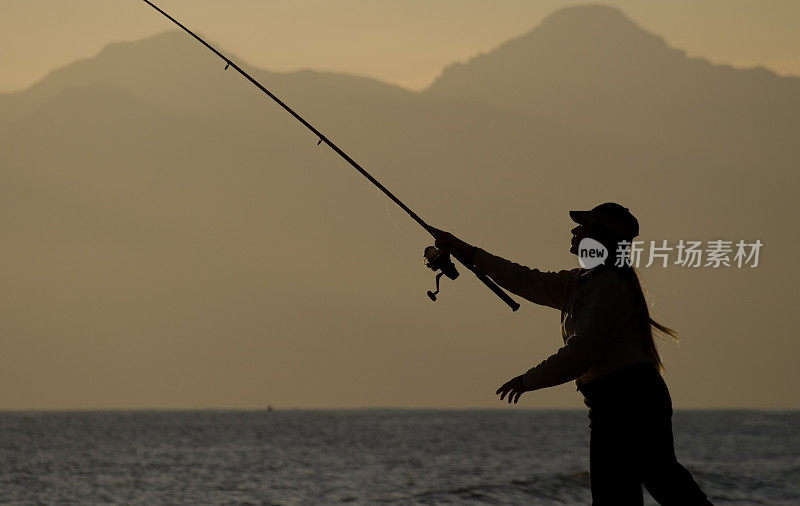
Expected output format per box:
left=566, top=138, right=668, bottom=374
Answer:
left=430, top=227, right=474, bottom=258
left=496, top=375, right=528, bottom=404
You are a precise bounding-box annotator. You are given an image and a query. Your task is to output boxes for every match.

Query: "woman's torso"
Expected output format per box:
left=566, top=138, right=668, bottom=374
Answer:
left=561, top=267, right=655, bottom=386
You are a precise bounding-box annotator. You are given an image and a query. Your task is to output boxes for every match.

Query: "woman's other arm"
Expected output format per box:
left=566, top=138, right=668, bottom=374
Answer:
left=519, top=269, right=636, bottom=391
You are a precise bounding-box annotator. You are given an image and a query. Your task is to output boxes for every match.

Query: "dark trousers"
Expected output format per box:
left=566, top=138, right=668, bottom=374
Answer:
left=578, top=363, right=712, bottom=506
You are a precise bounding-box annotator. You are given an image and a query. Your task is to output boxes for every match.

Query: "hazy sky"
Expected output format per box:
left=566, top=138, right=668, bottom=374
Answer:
left=1, top=2, right=798, bottom=411
left=2, top=0, right=799, bottom=93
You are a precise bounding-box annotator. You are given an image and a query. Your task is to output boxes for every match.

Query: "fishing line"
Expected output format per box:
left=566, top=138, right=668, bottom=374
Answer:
left=138, top=0, right=519, bottom=311
left=385, top=201, right=403, bottom=236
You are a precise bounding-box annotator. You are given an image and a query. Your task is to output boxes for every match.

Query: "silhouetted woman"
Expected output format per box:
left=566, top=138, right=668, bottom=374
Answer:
left=433, top=202, right=712, bottom=506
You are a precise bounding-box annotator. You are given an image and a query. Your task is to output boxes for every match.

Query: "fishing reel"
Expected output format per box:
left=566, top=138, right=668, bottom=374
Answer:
left=423, top=246, right=459, bottom=301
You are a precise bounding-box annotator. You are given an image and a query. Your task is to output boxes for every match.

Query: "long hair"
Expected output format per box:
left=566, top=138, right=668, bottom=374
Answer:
left=618, top=265, right=679, bottom=372
left=592, top=229, right=679, bottom=372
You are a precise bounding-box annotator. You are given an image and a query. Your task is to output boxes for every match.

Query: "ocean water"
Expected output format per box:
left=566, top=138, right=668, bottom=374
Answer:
left=0, top=410, right=797, bottom=505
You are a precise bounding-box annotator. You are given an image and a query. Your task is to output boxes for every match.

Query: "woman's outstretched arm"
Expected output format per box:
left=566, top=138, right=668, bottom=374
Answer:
left=433, top=228, right=577, bottom=310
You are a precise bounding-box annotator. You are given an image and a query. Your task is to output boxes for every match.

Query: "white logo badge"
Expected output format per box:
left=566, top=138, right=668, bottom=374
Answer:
left=578, top=237, right=608, bottom=269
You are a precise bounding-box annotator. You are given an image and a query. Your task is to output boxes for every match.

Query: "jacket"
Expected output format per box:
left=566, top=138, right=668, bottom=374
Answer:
left=471, top=247, right=656, bottom=390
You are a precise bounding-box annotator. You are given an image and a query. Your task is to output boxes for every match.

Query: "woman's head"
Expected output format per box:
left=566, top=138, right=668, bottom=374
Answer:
left=569, top=202, right=639, bottom=266
left=569, top=202, right=639, bottom=241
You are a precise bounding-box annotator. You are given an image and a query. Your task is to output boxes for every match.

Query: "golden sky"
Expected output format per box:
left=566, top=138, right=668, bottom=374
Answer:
left=1, top=1, right=797, bottom=410
left=2, top=0, right=799, bottom=93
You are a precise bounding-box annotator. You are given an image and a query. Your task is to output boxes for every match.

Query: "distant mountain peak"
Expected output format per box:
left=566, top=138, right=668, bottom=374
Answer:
left=424, top=5, right=673, bottom=96
left=423, top=3, right=798, bottom=155
left=537, top=4, right=639, bottom=31
left=501, top=4, right=667, bottom=60
left=99, top=30, right=197, bottom=52
left=94, top=30, right=221, bottom=65
left=424, top=4, right=681, bottom=97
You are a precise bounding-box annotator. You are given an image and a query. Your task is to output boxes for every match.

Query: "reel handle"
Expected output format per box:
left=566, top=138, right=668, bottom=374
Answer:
left=427, top=272, right=444, bottom=301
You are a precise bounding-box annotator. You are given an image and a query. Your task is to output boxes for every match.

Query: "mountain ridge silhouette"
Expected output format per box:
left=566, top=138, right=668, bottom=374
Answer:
left=4, top=5, right=797, bottom=158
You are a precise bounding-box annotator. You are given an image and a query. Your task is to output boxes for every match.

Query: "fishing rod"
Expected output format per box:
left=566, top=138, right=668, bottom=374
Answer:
left=139, top=0, right=519, bottom=312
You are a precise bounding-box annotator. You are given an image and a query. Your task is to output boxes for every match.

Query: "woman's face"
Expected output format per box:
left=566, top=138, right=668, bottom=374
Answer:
left=570, top=224, right=590, bottom=255
left=569, top=225, right=586, bottom=255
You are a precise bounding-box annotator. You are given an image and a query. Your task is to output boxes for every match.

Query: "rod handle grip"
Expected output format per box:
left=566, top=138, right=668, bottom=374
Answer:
left=453, top=253, right=520, bottom=312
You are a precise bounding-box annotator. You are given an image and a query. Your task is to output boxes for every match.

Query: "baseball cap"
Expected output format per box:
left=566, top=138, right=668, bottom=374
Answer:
left=569, top=202, right=639, bottom=240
